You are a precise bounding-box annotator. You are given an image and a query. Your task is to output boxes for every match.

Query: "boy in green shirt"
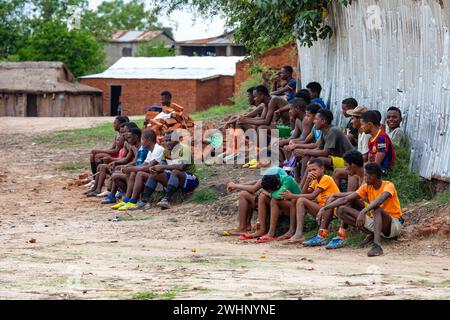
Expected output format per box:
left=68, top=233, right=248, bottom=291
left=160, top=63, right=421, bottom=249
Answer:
left=240, top=174, right=301, bottom=243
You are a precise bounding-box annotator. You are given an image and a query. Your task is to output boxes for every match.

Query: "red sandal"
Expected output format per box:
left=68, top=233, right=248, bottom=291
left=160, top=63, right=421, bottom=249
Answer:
left=255, top=235, right=278, bottom=243
left=239, top=234, right=257, bottom=240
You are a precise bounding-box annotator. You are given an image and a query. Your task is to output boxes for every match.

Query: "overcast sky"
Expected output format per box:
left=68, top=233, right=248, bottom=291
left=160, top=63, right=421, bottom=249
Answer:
left=88, top=0, right=227, bottom=41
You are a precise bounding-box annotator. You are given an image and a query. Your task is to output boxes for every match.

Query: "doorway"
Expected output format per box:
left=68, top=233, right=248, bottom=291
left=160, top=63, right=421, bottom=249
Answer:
left=110, top=86, right=122, bottom=116
left=26, top=94, right=38, bottom=117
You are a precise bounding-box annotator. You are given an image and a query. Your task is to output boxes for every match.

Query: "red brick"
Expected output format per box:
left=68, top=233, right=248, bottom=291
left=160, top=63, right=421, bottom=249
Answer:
left=80, top=76, right=235, bottom=116
left=235, top=43, right=298, bottom=94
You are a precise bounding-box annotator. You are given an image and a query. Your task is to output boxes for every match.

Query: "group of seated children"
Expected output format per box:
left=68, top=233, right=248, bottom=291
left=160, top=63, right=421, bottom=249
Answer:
left=85, top=91, right=200, bottom=211
left=225, top=76, right=407, bottom=257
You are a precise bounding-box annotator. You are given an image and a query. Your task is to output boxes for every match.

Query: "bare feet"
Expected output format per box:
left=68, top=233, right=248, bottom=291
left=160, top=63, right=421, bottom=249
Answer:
left=277, top=232, right=294, bottom=241
left=284, top=236, right=305, bottom=245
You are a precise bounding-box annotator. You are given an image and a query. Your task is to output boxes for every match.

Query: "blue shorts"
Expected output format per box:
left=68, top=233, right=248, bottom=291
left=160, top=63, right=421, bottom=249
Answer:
left=164, top=171, right=199, bottom=193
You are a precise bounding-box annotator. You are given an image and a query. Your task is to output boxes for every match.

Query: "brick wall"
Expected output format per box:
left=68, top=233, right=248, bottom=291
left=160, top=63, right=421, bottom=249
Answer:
left=234, top=42, right=298, bottom=94
left=81, top=76, right=235, bottom=116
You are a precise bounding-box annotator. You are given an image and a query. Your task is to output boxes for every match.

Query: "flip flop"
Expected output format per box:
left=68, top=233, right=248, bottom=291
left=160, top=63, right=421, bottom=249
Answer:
left=255, top=235, right=278, bottom=243
left=239, top=234, right=258, bottom=240
left=218, top=230, right=231, bottom=236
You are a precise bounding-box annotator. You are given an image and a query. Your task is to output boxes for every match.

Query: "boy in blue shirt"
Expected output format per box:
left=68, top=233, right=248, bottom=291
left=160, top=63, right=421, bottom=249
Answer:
left=271, top=65, right=297, bottom=102
left=306, top=81, right=327, bottom=109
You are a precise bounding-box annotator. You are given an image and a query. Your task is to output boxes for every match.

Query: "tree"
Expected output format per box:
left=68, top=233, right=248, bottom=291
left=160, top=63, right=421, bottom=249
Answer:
left=156, top=0, right=350, bottom=56
left=0, top=0, right=28, bottom=58
left=136, top=40, right=175, bottom=57
left=81, top=0, right=173, bottom=42
left=17, top=20, right=105, bottom=78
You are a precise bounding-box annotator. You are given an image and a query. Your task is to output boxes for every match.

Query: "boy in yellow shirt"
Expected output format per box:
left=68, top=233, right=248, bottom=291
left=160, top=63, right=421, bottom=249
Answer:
left=320, top=163, right=404, bottom=256
left=281, top=158, right=340, bottom=244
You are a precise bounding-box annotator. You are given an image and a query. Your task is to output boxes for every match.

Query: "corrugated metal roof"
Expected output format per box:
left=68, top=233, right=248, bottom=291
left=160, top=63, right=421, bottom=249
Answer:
left=81, top=56, right=244, bottom=80
left=298, top=0, right=450, bottom=181
left=110, top=30, right=167, bottom=43
left=177, top=32, right=239, bottom=45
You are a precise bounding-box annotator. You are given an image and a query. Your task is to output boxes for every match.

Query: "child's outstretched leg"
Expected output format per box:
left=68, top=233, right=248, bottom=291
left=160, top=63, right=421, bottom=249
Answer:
left=288, top=198, right=320, bottom=244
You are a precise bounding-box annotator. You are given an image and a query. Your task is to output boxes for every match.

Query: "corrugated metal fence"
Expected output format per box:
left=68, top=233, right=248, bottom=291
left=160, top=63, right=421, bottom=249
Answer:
left=298, top=0, right=450, bottom=181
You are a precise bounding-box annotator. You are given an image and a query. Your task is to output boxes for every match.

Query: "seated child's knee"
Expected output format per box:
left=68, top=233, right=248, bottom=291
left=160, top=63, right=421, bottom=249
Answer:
left=296, top=197, right=306, bottom=206
left=335, top=206, right=345, bottom=218
left=239, top=190, right=250, bottom=198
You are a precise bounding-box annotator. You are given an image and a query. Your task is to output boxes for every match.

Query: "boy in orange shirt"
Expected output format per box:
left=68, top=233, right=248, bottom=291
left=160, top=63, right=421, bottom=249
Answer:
left=281, top=158, right=340, bottom=244
left=321, top=163, right=404, bottom=256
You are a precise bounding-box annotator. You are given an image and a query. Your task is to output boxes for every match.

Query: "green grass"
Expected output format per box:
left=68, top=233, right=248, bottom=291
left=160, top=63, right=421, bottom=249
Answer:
left=435, top=189, right=450, bottom=206
left=132, top=291, right=176, bottom=300
left=191, top=189, right=219, bottom=203
left=191, top=104, right=249, bottom=121
left=33, top=118, right=145, bottom=150
left=56, top=160, right=89, bottom=172
left=385, top=145, right=433, bottom=207
left=194, top=165, right=218, bottom=182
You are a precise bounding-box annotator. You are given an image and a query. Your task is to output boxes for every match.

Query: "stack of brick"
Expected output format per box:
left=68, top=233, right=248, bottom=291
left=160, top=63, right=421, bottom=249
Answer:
left=145, top=103, right=195, bottom=140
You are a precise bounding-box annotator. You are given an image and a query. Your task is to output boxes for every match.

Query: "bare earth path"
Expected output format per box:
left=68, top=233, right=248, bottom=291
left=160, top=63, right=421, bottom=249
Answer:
left=0, top=117, right=449, bottom=300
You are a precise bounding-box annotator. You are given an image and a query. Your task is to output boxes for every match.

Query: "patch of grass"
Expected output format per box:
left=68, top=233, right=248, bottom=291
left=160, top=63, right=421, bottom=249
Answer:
left=191, top=73, right=262, bottom=122
left=385, top=145, right=433, bottom=207
left=132, top=291, right=176, bottom=300
left=33, top=118, right=145, bottom=150
left=56, top=160, right=89, bottom=172
left=191, top=104, right=249, bottom=121
left=194, top=165, right=218, bottom=182
left=191, top=188, right=219, bottom=203
left=435, top=189, right=450, bottom=206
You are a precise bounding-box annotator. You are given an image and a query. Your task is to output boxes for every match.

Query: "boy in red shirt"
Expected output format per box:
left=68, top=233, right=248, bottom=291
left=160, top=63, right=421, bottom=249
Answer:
left=361, top=111, right=396, bottom=174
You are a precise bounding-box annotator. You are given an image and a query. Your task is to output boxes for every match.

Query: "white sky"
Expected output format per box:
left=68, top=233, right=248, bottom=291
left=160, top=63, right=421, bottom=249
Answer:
left=88, top=0, right=227, bottom=41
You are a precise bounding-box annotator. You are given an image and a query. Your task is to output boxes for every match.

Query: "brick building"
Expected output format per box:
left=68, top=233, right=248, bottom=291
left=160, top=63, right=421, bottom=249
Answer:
left=234, top=43, right=298, bottom=94
left=80, top=56, right=244, bottom=116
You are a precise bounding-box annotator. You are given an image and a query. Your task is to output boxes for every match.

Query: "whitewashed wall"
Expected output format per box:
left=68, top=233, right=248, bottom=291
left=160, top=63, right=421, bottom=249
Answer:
left=298, top=0, right=450, bottom=181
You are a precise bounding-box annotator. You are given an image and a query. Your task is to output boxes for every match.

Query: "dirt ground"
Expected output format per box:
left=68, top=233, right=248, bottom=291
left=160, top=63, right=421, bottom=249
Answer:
left=0, top=117, right=449, bottom=300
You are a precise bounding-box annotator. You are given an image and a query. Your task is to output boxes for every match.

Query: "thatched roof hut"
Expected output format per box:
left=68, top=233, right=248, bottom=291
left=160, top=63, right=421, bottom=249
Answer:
left=0, top=62, right=102, bottom=117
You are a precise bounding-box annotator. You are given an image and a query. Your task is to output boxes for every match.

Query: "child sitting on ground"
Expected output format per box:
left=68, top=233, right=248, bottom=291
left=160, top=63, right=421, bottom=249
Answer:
left=108, top=128, right=149, bottom=207
left=223, top=150, right=287, bottom=236
left=386, top=106, right=407, bottom=147
left=303, top=150, right=365, bottom=249
left=321, top=163, right=404, bottom=257
left=280, top=158, right=340, bottom=244
left=361, top=110, right=396, bottom=174
left=239, top=173, right=301, bottom=242
left=278, top=98, right=312, bottom=164
left=88, top=116, right=128, bottom=180
left=332, top=106, right=369, bottom=188
left=283, top=103, right=322, bottom=179
left=106, top=130, right=164, bottom=210
left=133, top=131, right=199, bottom=210
left=85, top=123, right=138, bottom=197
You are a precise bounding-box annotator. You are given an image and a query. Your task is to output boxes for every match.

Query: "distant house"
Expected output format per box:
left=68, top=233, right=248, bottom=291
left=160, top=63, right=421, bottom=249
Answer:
left=106, top=30, right=175, bottom=66
left=80, top=56, right=244, bottom=116
left=0, top=62, right=102, bottom=117
left=175, top=31, right=246, bottom=57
